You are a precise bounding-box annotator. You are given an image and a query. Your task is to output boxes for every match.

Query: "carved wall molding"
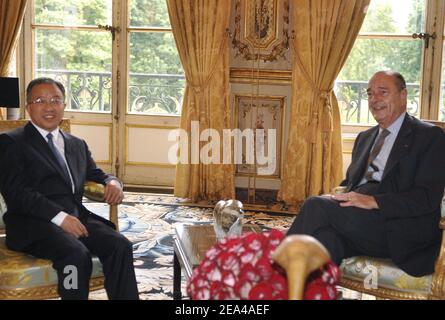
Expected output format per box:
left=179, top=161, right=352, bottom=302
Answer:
left=234, top=94, right=285, bottom=179
left=230, top=68, right=292, bottom=85
left=231, top=0, right=290, bottom=62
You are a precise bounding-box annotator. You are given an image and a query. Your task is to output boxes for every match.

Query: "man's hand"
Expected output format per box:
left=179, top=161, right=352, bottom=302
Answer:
left=104, top=179, right=124, bottom=205
left=60, top=215, right=89, bottom=238
left=331, top=192, right=379, bottom=210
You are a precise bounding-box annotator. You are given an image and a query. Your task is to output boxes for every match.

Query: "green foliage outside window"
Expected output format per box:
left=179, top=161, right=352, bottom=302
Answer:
left=337, top=0, right=424, bottom=124
left=34, top=0, right=184, bottom=114
left=34, top=0, right=441, bottom=120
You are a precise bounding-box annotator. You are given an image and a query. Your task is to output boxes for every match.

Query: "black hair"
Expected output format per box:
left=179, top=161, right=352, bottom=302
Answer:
left=26, top=77, right=66, bottom=103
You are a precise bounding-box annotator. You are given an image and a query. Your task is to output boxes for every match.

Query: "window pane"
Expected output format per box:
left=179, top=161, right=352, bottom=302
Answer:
left=336, top=39, right=422, bottom=124
left=440, top=44, right=445, bottom=121
left=361, top=0, right=425, bottom=34
left=129, top=0, right=170, bottom=28
left=8, top=49, right=17, bottom=76
left=34, top=0, right=112, bottom=26
left=35, top=29, right=112, bottom=112
left=128, top=32, right=184, bottom=115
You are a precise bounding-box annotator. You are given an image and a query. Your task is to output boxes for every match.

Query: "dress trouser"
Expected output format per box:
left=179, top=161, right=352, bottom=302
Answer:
left=286, top=195, right=391, bottom=265
left=22, top=215, right=139, bottom=300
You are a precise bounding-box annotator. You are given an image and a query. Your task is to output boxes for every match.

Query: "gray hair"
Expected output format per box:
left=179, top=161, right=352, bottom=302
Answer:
left=374, top=71, right=407, bottom=91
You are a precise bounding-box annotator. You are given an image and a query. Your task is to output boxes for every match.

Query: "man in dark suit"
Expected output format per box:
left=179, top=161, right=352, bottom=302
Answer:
left=287, top=71, right=445, bottom=277
left=0, top=78, right=139, bottom=299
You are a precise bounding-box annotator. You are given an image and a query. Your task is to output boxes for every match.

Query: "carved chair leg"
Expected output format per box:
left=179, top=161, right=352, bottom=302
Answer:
left=110, top=205, right=119, bottom=231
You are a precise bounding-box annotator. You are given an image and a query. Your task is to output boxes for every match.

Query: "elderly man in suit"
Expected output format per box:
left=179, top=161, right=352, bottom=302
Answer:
left=0, top=78, right=139, bottom=299
left=287, top=71, right=445, bottom=277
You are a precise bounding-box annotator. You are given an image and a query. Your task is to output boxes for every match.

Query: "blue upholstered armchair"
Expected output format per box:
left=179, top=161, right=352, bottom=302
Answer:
left=0, top=119, right=119, bottom=300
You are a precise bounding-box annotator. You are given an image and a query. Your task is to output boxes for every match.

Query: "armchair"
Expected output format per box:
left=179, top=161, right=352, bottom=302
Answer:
left=0, top=119, right=119, bottom=299
left=338, top=120, right=445, bottom=300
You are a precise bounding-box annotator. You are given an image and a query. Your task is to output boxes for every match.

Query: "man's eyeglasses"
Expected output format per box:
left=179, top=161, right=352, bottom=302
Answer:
left=28, top=97, right=65, bottom=106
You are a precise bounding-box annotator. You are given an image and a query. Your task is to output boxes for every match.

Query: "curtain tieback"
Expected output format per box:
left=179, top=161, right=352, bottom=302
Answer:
left=318, top=89, right=334, bottom=134
left=186, top=80, right=208, bottom=125
left=188, top=81, right=209, bottom=94
left=307, top=89, right=334, bottom=143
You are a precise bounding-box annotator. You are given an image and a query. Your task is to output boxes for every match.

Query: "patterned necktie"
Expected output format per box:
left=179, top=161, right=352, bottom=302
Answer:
left=46, top=133, right=72, bottom=186
left=365, top=129, right=390, bottom=181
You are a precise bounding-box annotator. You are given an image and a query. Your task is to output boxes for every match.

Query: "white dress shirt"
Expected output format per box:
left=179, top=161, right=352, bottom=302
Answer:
left=358, top=112, right=406, bottom=186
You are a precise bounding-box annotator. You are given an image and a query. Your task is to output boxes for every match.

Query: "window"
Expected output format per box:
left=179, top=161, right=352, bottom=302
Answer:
left=33, top=0, right=113, bottom=112
left=439, top=21, right=445, bottom=121
left=336, top=0, right=426, bottom=125
left=29, top=0, right=184, bottom=115
left=8, top=48, right=17, bottom=77
left=128, top=0, right=184, bottom=115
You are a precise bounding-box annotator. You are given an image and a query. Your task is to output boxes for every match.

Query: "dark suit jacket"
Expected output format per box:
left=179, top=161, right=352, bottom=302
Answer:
left=341, top=114, right=445, bottom=276
left=0, top=122, right=117, bottom=251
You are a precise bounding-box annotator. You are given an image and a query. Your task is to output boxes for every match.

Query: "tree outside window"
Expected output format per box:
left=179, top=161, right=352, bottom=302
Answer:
left=336, top=0, right=425, bottom=125
left=33, top=0, right=185, bottom=115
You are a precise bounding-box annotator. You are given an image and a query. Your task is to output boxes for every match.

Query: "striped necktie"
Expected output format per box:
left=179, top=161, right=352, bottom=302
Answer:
left=365, top=129, right=390, bottom=181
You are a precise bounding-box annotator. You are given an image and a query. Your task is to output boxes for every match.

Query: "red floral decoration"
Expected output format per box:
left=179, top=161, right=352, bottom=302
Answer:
left=187, top=229, right=341, bottom=300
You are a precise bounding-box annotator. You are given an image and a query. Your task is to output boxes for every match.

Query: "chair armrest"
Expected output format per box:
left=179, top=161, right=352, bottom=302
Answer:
left=83, top=181, right=119, bottom=230
left=332, top=186, right=347, bottom=194
left=84, top=181, right=105, bottom=202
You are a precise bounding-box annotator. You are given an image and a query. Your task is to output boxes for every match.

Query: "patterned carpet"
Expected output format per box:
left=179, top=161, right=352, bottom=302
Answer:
left=83, top=192, right=296, bottom=300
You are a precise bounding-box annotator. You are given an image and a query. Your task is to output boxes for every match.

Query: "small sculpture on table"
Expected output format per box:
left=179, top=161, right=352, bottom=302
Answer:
left=213, top=199, right=244, bottom=240
left=271, top=235, right=331, bottom=300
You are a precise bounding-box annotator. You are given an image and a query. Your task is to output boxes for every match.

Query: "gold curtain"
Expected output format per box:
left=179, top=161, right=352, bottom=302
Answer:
left=0, top=0, right=26, bottom=76
left=0, top=0, right=27, bottom=119
left=167, top=0, right=235, bottom=202
left=278, top=0, right=370, bottom=206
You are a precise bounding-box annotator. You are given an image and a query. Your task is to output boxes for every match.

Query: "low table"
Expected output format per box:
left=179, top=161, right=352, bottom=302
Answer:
left=172, top=223, right=260, bottom=300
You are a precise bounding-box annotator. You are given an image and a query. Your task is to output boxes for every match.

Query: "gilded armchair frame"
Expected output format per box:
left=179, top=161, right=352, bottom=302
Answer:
left=0, top=272, right=106, bottom=300
left=0, top=119, right=118, bottom=300
left=339, top=120, right=445, bottom=300
left=340, top=219, right=445, bottom=300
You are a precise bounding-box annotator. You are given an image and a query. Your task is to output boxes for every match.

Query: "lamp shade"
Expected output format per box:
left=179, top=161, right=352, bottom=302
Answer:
left=0, top=77, right=20, bottom=108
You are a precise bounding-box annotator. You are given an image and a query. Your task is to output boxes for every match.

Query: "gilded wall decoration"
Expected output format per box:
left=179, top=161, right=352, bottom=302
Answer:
left=232, top=0, right=289, bottom=62
left=235, top=95, right=284, bottom=178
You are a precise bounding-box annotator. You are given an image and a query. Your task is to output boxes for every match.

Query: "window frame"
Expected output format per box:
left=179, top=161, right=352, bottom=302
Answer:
left=18, top=1, right=445, bottom=123
left=20, top=0, right=184, bottom=118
